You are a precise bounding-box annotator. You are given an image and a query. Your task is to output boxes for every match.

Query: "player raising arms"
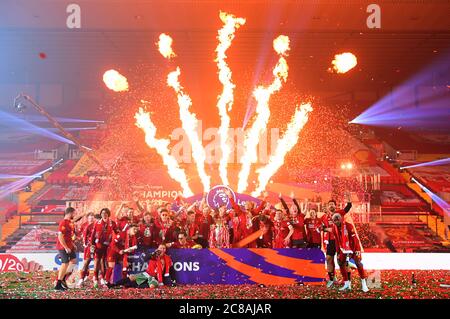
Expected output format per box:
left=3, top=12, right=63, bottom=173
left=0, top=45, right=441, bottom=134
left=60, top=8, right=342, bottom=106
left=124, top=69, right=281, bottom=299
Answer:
left=331, top=213, right=369, bottom=292
left=279, top=192, right=307, bottom=248
left=304, top=207, right=322, bottom=248
left=321, top=192, right=352, bottom=288
left=54, top=207, right=77, bottom=291
left=224, top=189, right=267, bottom=247
left=90, top=208, right=118, bottom=288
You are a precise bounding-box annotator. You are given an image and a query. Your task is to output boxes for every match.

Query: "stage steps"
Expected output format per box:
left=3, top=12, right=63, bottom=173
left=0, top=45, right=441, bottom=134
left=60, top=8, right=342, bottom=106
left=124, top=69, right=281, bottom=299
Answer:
left=0, top=227, right=30, bottom=252
left=418, top=214, right=447, bottom=240
left=375, top=221, right=427, bottom=226
left=0, top=226, right=58, bottom=253
left=379, top=210, right=428, bottom=215
left=26, top=184, right=52, bottom=206
left=407, top=182, right=432, bottom=205
left=0, top=179, right=46, bottom=247
left=0, top=215, right=30, bottom=247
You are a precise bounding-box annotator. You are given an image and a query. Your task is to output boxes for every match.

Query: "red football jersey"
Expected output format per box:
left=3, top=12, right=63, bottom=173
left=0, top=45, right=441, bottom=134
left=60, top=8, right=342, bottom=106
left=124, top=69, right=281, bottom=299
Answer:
left=138, top=223, right=161, bottom=247
left=304, top=217, right=322, bottom=244
left=321, top=208, right=348, bottom=241
left=109, top=230, right=137, bottom=255
left=82, top=222, right=95, bottom=246
left=91, top=219, right=117, bottom=249
left=272, top=220, right=291, bottom=248
left=290, top=215, right=306, bottom=240
left=56, top=219, right=75, bottom=251
left=171, top=239, right=196, bottom=249
left=333, top=222, right=362, bottom=254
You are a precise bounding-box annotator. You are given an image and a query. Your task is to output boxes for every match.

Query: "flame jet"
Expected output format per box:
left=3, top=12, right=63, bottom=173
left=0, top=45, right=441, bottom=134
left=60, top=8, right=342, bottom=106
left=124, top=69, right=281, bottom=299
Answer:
left=237, top=35, right=290, bottom=193
left=251, top=103, right=313, bottom=197
left=135, top=107, right=193, bottom=197
left=215, top=11, right=246, bottom=186
left=157, top=34, right=211, bottom=193
left=103, top=69, right=129, bottom=92
left=157, top=33, right=177, bottom=59
left=330, top=52, right=357, bottom=73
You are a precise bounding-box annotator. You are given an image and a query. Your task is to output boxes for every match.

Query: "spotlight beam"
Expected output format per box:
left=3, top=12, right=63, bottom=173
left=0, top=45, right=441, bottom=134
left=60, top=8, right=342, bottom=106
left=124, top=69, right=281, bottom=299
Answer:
left=401, top=158, right=450, bottom=169
left=351, top=53, right=449, bottom=129
left=0, top=110, right=74, bottom=144
left=0, top=159, right=62, bottom=199
left=23, top=115, right=103, bottom=123
left=411, top=177, right=450, bottom=216
left=14, top=94, right=108, bottom=174
left=0, top=174, right=41, bottom=179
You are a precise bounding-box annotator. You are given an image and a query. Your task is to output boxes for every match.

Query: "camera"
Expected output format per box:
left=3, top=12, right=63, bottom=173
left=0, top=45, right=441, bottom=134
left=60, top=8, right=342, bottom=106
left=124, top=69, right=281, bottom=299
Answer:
left=141, top=249, right=161, bottom=262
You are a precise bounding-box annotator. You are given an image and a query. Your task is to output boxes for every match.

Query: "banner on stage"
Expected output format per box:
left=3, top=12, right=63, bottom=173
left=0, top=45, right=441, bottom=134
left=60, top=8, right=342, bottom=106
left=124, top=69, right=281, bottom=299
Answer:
left=0, top=248, right=326, bottom=285
left=127, top=248, right=325, bottom=285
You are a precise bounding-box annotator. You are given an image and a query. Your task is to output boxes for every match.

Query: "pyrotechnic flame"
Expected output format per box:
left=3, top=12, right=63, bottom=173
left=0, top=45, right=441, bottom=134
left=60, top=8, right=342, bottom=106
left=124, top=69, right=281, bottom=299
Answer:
left=157, top=33, right=211, bottom=192
left=111, top=14, right=313, bottom=198
left=134, top=107, right=193, bottom=197
left=103, top=69, right=129, bottom=92
left=273, top=35, right=290, bottom=56
left=157, top=33, right=176, bottom=59
left=166, top=68, right=211, bottom=192
left=330, top=52, right=357, bottom=73
left=251, top=103, right=313, bottom=197
left=237, top=35, right=290, bottom=193
left=215, top=11, right=246, bottom=186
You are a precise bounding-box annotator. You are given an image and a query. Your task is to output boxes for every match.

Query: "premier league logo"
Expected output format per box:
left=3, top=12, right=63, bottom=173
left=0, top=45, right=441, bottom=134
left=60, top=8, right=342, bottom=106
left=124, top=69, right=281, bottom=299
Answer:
left=207, top=185, right=236, bottom=209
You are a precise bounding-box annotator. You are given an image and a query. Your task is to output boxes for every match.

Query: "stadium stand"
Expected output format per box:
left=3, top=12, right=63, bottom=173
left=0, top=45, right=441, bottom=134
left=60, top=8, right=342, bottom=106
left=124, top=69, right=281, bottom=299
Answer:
left=4, top=227, right=58, bottom=253
left=0, top=159, right=51, bottom=176
left=1, top=125, right=448, bottom=253
left=46, top=160, right=88, bottom=185
left=407, top=165, right=450, bottom=200
left=380, top=184, right=425, bottom=209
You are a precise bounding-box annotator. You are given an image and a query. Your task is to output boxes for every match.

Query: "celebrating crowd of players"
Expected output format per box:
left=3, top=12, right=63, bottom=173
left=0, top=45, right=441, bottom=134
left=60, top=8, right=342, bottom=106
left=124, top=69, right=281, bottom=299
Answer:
left=54, top=190, right=368, bottom=292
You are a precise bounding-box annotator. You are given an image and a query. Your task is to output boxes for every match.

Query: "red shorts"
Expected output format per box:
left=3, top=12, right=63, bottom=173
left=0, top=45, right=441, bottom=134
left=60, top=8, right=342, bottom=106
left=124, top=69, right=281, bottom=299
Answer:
left=94, top=247, right=108, bottom=260
left=83, top=246, right=93, bottom=260
left=106, top=251, right=122, bottom=263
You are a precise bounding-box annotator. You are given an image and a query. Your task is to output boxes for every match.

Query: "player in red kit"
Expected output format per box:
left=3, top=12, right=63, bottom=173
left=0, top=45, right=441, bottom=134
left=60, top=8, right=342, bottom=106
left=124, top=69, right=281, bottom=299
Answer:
left=272, top=209, right=294, bottom=248
left=196, top=205, right=214, bottom=248
left=127, top=207, right=142, bottom=225
left=256, top=214, right=274, bottom=248
left=115, top=203, right=130, bottom=232
left=320, top=192, right=352, bottom=288
left=155, top=208, right=177, bottom=243
left=76, top=212, right=95, bottom=287
left=182, top=210, right=200, bottom=242
left=170, top=232, right=197, bottom=248
left=331, top=213, right=369, bottom=292
left=138, top=212, right=161, bottom=249
left=279, top=193, right=307, bottom=248
left=90, top=208, right=118, bottom=288
left=54, top=207, right=77, bottom=291
left=105, top=224, right=139, bottom=285
left=304, top=208, right=322, bottom=248
left=225, top=189, right=267, bottom=248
